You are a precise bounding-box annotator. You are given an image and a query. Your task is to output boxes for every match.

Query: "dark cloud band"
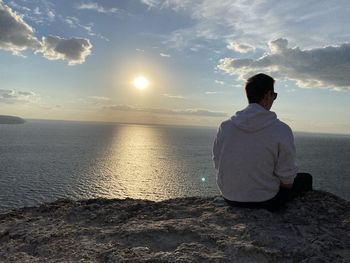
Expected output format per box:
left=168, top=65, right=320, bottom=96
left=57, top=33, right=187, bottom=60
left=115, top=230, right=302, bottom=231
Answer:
left=107, top=105, right=227, bottom=117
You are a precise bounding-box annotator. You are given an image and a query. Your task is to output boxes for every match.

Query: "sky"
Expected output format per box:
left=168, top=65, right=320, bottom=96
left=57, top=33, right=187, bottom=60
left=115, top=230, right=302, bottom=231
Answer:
left=1, top=0, right=350, bottom=134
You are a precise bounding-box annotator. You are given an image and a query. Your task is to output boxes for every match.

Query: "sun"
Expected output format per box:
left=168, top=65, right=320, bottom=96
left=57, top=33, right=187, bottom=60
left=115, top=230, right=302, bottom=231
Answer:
left=133, top=76, right=149, bottom=90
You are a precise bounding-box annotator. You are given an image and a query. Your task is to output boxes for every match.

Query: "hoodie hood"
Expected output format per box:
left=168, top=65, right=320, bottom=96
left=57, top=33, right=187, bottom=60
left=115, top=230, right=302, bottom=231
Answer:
left=231, top=103, right=277, bottom=132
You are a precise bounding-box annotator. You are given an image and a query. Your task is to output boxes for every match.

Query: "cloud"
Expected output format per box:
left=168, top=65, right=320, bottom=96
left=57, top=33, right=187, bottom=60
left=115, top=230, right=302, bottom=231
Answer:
left=0, top=2, right=93, bottom=65
left=7, top=0, right=56, bottom=24
left=217, top=38, right=350, bottom=91
left=64, top=16, right=90, bottom=33
left=0, top=89, right=38, bottom=104
left=88, top=96, right=111, bottom=101
left=0, top=2, right=41, bottom=54
left=30, top=6, right=55, bottom=23
left=33, top=7, right=40, bottom=15
left=215, top=80, right=225, bottom=85
left=106, top=104, right=227, bottom=117
left=141, top=1, right=350, bottom=50
left=162, top=94, right=185, bottom=99
left=85, top=96, right=112, bottom=105
left=227, top=41, right=254, bottom=53
left=77, top=2, right=118, bottom=14
left=205, top=91, right=223, bottom=95
left=63, top=16, right=109, bottom=41
left=141, top=0, right=194, bottom=11
left=64, top=16, right=80, bottom=28
left=140, top=0, right=160, bottom=8
left=40, top=36, right=92, bottom=65
left=160, top=52, right=171, bottom=57
left=47, top=10, right=55, bottom=20
left=179, top=109, right=227, bottom=117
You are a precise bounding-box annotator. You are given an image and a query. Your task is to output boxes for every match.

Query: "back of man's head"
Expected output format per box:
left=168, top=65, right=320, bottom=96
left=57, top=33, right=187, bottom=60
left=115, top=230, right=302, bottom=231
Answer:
left=245, top=73, right=275, bottom=104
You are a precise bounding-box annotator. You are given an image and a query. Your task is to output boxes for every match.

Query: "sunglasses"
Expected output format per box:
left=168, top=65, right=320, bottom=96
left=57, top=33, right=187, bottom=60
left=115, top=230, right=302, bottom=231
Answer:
left=273, top=92, right=278, bottom=100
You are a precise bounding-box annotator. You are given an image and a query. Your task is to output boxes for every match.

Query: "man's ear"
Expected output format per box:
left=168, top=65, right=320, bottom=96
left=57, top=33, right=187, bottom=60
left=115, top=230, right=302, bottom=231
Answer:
left=259, top=93, right=269, bottom=108
left=261, top=93, right=269, bottom=103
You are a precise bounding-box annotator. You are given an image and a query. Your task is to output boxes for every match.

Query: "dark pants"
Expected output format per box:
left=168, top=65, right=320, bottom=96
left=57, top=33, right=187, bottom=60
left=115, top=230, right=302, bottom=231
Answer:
left=224, top=173, right=313, bottom=212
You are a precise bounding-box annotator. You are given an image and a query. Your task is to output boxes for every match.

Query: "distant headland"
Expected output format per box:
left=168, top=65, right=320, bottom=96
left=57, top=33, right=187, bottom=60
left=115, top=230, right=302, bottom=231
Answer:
left=0, top=115, right=26, bottom=124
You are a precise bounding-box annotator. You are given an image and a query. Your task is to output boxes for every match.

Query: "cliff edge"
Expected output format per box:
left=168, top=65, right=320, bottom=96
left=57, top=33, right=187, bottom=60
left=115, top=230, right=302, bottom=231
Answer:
left=0, top=190, right=349, bottom=262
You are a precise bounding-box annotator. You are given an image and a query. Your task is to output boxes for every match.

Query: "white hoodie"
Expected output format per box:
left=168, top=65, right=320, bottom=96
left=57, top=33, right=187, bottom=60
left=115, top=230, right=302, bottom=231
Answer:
left=213, top=103, right=298, bottom=202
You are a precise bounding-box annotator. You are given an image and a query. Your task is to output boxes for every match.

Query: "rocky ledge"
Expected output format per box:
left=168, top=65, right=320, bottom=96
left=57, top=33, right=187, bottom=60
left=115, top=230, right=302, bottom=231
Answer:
left=0, top=190, right=349, bottom=263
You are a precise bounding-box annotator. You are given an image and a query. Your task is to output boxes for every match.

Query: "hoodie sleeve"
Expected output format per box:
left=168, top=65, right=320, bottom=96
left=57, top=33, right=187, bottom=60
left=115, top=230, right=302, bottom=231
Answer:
left=213, top=124, right=223, bottom=170
left=274, top=127, right=298, bottom=184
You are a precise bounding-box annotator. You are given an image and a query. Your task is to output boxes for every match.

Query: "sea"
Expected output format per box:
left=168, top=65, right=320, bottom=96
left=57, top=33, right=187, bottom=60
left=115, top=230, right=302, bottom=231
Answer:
left=0, top=120, right=349, bottom=212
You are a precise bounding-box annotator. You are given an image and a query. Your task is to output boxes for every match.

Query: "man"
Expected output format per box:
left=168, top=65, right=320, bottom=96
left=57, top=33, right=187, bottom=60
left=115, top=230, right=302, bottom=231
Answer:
left=213, top=73, right=312, bottom=211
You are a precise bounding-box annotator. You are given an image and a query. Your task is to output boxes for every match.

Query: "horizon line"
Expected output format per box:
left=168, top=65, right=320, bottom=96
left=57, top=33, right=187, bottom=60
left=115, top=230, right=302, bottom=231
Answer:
left=20, top=117, right=350, bottom=137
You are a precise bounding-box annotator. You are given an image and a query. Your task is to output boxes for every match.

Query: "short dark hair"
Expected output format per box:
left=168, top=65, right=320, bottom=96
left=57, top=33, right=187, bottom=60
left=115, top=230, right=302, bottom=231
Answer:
left=245, top=73, right=275, bottom=103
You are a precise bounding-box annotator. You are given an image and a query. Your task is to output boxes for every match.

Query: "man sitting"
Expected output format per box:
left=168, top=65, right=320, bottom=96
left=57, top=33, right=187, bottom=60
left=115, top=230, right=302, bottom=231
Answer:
left=213, top=73, right=312, bottom=211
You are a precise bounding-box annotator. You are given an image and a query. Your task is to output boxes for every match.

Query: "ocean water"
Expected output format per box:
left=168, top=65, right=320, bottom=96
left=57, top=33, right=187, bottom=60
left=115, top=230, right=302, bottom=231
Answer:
left=0, top=120, right=349, bottom=211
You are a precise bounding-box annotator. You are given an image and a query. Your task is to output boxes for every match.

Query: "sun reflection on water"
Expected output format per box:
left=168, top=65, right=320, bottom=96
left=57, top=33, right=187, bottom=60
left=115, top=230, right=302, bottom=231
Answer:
left=94, top=124, right=181, bottom=200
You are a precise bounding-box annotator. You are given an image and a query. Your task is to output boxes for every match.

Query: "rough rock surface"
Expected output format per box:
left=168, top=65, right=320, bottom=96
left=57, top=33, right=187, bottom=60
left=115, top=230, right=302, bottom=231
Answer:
left=0, top=190, right=349, bottom=262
